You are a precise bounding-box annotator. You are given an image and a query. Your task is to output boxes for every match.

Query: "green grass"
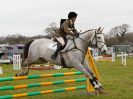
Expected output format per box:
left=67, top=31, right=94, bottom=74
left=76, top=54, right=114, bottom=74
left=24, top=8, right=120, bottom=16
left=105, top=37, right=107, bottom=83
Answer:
left=0, top=57, right=133, bottom=99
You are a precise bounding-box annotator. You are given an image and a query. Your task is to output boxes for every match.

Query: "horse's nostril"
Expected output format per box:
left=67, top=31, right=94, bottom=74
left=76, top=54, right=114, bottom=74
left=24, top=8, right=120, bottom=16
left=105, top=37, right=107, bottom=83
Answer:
left=103, top=50, right=106, bottom=53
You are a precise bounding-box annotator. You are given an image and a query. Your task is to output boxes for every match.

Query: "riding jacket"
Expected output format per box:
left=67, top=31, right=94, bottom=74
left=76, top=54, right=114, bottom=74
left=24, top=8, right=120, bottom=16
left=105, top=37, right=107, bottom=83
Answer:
left=53, top=19, right=78, bottom=37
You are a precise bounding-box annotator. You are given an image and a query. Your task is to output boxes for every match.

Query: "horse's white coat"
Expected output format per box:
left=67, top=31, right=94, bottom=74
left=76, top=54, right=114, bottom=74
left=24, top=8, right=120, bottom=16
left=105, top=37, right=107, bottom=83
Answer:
left=16, top=28, right=107, bottom=92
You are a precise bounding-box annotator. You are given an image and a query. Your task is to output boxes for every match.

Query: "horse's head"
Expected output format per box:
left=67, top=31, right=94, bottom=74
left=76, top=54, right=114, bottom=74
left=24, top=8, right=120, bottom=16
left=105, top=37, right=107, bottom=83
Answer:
left=91, top=27, right=107, bottom=54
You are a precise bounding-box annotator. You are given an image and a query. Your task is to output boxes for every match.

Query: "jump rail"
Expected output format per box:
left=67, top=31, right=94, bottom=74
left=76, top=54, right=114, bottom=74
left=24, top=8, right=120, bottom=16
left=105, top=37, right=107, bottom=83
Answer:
left=0, top=71, right=82, bottom=82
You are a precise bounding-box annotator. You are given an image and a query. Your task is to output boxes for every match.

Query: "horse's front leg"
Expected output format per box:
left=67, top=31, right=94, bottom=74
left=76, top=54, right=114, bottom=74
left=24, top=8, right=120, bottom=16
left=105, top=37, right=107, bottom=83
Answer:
left=82, top=60, right=108, bottom=94
left=68, top=52, right=98, bottom=88
left=83, top=60, right=103, bottom=88
left=68, top=52, right=107, bottom=94
left=74, top=63, right=99, bottom=88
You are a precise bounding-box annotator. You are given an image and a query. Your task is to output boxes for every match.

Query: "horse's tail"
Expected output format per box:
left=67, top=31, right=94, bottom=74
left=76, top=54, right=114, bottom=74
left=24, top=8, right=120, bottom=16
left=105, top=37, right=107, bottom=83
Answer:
left=23, top=40, right=34, bottom=60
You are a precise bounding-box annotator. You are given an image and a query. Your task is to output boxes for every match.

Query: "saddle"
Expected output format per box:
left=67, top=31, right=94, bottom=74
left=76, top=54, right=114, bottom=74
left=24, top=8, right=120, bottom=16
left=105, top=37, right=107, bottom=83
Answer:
left=44, top=35, right=71, bottom=68
left=54, top=37, right=71, bottom=68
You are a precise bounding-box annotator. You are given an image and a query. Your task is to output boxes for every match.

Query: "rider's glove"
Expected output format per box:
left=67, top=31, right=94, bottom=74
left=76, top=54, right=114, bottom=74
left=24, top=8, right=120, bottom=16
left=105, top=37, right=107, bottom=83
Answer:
left=74, top=33, right=79, bottom=38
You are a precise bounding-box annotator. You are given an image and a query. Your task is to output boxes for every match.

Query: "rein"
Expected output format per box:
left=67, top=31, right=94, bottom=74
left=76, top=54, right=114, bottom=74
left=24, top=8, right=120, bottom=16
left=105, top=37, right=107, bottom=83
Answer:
left=79, top=30, right=106, bottom=50
left=63, top=29, right=96, bottom=64
left=62, top=29, right=106, bottom=64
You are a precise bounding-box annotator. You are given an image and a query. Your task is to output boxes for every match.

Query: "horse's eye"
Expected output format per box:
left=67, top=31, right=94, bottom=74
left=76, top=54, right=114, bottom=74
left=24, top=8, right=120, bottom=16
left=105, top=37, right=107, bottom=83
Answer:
left=97, top=37, right=101, bottom=39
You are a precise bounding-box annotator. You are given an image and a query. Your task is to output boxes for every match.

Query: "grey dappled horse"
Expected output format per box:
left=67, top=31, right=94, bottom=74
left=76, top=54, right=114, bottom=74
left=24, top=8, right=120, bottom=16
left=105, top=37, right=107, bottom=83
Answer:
left=16, top=27, right=107, bottom=94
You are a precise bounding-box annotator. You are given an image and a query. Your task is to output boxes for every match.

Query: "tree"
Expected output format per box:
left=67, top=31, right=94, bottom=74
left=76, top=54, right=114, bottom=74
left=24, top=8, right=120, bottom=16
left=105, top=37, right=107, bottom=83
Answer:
left=109, top=24, right=130, bottom=37
left=45, top=22, right=58, bottom=36
left=108, top=24, right=130, bottom=44
left=4, top=34, right=26, bottom=44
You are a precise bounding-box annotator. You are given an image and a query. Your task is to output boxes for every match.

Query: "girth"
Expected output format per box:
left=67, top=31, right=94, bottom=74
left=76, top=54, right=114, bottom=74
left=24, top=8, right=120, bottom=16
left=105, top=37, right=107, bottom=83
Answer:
left=60, top=52, right=72, bottom=69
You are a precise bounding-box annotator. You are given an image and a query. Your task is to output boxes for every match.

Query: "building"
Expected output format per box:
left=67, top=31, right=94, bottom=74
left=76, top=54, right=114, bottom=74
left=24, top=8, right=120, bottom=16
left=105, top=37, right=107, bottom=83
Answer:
left=0, top=44, right=24, bottom=64
left=112, top=45, right=133, bottom=53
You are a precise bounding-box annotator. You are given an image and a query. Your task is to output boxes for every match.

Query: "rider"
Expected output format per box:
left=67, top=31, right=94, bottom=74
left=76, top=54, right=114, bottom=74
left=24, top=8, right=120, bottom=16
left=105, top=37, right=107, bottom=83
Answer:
left=51, top=12, right=79, bottom=60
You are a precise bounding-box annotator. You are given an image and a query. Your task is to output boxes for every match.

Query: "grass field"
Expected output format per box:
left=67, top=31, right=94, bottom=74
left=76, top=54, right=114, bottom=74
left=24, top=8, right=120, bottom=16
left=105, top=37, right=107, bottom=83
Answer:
left=0, top=57, right=133, bottom=99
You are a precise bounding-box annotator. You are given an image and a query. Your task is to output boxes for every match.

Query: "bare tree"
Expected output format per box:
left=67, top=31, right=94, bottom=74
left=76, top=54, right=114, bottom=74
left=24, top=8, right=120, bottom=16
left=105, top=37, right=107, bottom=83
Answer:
left=5, top=34, right=27, bottom=44
left=45, top=22, right=58, bottom=36
left=109, top=24, right=130, bottom=37
left=108, top=24, right=130, bottom=44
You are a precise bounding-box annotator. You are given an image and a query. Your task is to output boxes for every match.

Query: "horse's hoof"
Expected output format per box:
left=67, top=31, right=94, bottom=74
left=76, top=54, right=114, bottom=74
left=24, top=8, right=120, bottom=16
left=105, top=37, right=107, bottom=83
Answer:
left=98, top=88, right=108, bottom=95
left=15, top=73, right=22, bottom=77
left=15, top=72, right=26, bottom=77
left=99, top=86, right=104, bottom=90
left=92, top=90, right=100, bottom=95
left=15, top=73, right=18, bottom=77
left=80, top=92, right=96, bottom=96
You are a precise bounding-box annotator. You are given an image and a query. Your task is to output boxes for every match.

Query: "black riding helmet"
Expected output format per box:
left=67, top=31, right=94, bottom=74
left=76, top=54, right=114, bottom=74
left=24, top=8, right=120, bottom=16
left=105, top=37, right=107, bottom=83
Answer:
left=68, top=12, right=78, bottom=19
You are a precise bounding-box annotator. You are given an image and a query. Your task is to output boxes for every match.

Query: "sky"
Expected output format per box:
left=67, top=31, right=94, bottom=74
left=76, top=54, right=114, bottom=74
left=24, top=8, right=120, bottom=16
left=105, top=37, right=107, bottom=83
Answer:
left=0, top=0, right=133, bottom=37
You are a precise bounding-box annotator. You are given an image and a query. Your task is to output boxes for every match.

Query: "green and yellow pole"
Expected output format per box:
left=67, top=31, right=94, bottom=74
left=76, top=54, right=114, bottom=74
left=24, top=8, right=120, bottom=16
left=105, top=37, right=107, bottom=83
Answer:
left=0, top=86, right=86, bottom=99
left=0, top=78, right=86, bottom=91
left=0, top=72, right=82, bottom=82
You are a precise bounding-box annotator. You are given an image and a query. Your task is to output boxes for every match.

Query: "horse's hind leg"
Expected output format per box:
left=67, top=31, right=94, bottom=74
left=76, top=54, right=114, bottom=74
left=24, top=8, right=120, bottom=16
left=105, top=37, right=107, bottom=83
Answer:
left=15, top=58, right=31, bottom=76
left=15, top=52, right=39, bottom=76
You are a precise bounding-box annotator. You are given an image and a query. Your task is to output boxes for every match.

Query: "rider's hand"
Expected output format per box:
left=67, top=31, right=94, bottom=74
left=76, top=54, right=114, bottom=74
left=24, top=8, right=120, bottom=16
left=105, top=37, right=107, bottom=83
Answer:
left=74, top=33, right=79, bottom=38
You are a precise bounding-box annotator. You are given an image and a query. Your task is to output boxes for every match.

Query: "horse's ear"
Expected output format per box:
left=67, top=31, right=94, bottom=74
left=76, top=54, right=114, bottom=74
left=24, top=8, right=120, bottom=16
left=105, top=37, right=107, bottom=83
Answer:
left=97, top=27, right=104, bottom=32
left=96, top=27, right=101, bottom=32
left=100, top=28, right=104, bottom=32
left=98, top=27, right=101, bottom=31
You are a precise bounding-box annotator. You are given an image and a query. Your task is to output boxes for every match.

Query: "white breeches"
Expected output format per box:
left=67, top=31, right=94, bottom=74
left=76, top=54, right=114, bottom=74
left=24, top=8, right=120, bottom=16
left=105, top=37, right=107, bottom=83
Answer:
left=55, top=37, right=65, bottom=46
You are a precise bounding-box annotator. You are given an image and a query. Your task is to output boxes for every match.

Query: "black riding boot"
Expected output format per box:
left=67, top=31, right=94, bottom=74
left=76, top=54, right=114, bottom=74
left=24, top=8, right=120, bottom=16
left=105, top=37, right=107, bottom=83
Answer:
left=51, top=44, right=62, bottom=60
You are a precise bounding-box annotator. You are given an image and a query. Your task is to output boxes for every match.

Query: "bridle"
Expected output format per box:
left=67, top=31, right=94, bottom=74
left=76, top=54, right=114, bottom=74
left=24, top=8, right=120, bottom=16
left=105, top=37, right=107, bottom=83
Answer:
left=91, top=31, right=106, bottom=50
left=65, top=29, right=106, bottom=54
left=78, top=29, right=106, bottom=51
left=63, top=29, right=106, bottom=64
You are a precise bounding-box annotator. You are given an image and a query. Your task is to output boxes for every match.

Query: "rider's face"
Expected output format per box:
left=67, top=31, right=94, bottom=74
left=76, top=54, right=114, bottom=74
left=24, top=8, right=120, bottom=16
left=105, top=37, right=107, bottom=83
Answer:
left=71, top=17, right=77, bottom=22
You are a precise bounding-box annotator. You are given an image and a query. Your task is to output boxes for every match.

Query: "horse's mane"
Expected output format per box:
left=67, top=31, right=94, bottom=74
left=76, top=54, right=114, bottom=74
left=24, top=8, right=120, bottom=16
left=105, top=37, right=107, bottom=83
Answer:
left=43, top=29, right=96, bottom=40
left=80, top=29, right=95, bottom=34
left=43, top=35, right=52, bottom=39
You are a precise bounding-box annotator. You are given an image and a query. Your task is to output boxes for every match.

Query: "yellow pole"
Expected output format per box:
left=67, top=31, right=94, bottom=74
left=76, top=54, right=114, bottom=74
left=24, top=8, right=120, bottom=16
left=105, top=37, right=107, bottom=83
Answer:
left=87, top=48, right=100, bottom=80
left=86, top=48, right=100, bottom=92
left=85, top=49, right=94, bottom=92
